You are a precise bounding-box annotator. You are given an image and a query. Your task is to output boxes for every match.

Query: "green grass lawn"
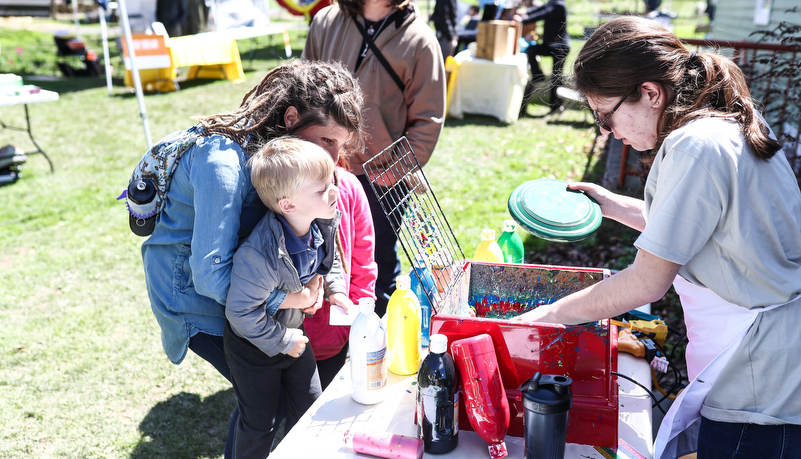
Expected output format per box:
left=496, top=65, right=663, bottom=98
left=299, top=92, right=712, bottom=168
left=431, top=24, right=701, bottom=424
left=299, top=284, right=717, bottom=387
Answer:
left=0, top=9, right=657, bottom=458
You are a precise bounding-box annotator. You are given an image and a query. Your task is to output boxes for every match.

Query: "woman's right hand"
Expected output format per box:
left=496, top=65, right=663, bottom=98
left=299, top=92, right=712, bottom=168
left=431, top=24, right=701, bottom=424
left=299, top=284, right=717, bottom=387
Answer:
left=279, top=274, right=324, bottom=311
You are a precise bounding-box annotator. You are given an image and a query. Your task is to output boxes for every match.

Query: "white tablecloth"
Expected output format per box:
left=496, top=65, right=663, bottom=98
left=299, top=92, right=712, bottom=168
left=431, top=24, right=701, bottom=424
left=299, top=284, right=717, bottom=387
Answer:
left=447, top=50, right=528, bottom=124
left=270, top=353, right=654, bottom=458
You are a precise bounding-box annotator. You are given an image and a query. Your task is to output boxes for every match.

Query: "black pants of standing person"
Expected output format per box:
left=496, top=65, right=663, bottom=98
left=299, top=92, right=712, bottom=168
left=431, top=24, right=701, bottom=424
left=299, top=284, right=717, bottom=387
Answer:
left=357, top=174, right=405, bottom=319
left=189, top=332, right=238, bottom=459
left=521, top=42, right=571, bottom=115
left=224, top=323, right=322, bottom=459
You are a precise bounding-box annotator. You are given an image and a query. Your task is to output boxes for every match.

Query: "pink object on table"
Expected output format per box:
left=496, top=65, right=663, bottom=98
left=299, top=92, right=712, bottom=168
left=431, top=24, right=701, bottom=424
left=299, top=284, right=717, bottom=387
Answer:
left=343, top=430, right=424, bottom=459
left=450, top=333, right=510, bottom=458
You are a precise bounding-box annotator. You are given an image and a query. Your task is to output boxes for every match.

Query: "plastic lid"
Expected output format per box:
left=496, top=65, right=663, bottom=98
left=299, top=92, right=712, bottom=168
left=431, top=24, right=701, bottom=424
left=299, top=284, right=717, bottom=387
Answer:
left=503, top=219, right=517, bottom=232
left=507, top=179, right=602, bottom=243
left=429, top=334, right=448, bottom=354
left=481, top=228, right=496, bottom=242
left=396, top=274, right=411, bottom=290
left=358, top=297, right=375, bottom=313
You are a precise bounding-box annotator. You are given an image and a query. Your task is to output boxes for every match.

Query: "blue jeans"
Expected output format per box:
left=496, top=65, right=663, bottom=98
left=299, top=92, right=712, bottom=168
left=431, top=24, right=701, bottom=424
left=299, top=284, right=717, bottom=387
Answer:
left=188, top=332, right=238, bottom=459
left=698, top=417, right=801, bottom=458
left=224, top=323, right=321, bottom=459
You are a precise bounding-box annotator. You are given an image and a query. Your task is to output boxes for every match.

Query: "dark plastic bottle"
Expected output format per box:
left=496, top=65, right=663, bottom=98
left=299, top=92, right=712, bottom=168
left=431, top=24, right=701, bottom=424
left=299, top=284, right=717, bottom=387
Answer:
left=416, top=334, right=459, bottom=454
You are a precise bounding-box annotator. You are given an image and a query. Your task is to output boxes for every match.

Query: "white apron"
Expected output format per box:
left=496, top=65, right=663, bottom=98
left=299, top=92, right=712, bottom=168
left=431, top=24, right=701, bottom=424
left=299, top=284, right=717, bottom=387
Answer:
left=654, top=276, right=791, bottom=459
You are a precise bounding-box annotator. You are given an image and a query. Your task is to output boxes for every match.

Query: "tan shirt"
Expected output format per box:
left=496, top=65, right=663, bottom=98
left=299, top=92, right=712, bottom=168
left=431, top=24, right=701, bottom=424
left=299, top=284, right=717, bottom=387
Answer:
left=302, top=3, right=446, bottom=180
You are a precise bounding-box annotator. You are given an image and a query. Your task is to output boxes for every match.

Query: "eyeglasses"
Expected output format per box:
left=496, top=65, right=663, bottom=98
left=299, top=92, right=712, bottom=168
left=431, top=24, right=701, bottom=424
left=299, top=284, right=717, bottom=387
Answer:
left=593, top=88, right=634, bottom=132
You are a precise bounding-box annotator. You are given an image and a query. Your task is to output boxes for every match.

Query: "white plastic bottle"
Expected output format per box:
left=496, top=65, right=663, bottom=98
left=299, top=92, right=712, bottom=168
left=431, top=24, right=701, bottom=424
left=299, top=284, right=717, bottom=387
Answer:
left=349, top=297, right=389, bottom=404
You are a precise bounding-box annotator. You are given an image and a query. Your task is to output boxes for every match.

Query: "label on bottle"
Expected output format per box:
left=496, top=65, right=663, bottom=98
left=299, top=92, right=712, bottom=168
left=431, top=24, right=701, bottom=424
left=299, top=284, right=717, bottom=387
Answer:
left=366, top=348, right=387, bottom=390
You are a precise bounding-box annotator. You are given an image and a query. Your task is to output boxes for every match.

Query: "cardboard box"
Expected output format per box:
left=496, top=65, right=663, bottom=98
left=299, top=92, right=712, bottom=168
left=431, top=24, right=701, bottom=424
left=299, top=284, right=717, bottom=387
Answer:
left=476, top=20, right=522, bottom=60
left=430, top=261, right=619, bottom=448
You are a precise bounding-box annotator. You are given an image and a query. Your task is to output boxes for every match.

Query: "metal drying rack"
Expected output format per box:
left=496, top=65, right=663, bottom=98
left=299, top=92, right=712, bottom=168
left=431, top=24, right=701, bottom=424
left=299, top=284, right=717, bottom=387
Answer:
left=362, top=137, right=466, bottom=314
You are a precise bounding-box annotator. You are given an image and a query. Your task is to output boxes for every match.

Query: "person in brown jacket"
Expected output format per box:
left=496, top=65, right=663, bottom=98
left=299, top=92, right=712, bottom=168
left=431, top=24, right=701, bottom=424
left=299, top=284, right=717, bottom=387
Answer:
left=303, top=0, right=446, bottom=317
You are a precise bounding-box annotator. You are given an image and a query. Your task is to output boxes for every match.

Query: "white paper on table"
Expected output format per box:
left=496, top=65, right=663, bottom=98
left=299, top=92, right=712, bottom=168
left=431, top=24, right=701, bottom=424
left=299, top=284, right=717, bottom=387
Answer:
left=329, top=304, right=359, bottom=326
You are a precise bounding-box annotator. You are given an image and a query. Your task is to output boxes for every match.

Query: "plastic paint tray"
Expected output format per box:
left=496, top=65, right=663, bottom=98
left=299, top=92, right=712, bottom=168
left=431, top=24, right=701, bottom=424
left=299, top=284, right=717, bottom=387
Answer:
left=508, top=178, right=602, bottom=242
left=430, top=261, right=619, bottom=447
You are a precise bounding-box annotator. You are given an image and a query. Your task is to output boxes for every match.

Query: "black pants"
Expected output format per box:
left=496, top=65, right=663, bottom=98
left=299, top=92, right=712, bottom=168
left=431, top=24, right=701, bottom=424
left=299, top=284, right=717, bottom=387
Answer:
left=188, top=332, right=238, bottom=459
left=224, top=323, right=321, bottom=459
left=316, top=343, right=349, bottom=390
left=523, top=43, right=571, bottom=110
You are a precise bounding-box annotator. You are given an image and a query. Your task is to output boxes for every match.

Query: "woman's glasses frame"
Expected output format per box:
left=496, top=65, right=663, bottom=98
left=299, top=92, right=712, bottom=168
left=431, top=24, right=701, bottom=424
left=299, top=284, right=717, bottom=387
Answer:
left=593, top=88, right=635, bottom=132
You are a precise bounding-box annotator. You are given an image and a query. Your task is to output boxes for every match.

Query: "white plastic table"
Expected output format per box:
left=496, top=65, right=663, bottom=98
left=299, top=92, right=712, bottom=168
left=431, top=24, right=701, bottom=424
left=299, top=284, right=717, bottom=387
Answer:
left=270, top=353, right=654, bottom=458
left=447, top=49, right=528, bottom=124
left=0, top=88, right=59, bottom=172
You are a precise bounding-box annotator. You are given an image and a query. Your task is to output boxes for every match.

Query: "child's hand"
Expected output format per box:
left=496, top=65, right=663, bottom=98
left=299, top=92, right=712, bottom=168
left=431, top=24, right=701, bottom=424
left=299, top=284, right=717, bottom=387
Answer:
left=301, top=275, right=324, bottom=316
left=328, top=293, right=354, bottom=315
left=288, top=334, right=309, bottom=358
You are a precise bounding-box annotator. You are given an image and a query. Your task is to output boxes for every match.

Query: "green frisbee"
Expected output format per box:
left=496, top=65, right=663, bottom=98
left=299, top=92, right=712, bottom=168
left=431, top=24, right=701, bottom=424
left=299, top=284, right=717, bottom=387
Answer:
left=508, top=178, right=602, bottom=242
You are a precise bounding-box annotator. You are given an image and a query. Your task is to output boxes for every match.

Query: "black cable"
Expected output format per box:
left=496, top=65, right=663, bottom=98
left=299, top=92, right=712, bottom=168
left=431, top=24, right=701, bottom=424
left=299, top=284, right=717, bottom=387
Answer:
left=611, top=371, right=667, bottom=416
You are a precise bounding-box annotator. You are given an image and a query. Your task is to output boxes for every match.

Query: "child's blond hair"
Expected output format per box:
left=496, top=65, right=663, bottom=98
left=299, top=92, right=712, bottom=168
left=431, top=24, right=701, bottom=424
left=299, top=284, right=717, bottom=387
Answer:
left=248, top=137, right=335, bottom=214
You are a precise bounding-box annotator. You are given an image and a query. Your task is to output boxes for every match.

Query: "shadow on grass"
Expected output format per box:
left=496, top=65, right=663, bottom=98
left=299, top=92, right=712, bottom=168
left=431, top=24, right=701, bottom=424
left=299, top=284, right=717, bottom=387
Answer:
left=130, top=389, right=236, bottom=459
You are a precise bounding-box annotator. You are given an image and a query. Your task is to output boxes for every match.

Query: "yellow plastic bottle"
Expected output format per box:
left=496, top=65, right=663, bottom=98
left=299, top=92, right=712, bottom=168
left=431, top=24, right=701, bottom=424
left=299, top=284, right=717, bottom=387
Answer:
left=387, top=274, right=422, bottom=375
left=473, top=228, right=504, bottom=262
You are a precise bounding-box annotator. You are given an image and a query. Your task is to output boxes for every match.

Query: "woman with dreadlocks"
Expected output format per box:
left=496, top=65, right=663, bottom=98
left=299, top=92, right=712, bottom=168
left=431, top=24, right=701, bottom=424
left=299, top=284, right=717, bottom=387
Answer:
left=513, top=17, right=801, bottom=458
left=140, top=60, right=371, bottom=458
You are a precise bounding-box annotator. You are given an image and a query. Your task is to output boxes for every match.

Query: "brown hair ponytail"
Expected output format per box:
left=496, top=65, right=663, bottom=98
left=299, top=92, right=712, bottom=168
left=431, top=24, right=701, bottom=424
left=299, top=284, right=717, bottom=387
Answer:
left=573, top=16, right=780, bottom=161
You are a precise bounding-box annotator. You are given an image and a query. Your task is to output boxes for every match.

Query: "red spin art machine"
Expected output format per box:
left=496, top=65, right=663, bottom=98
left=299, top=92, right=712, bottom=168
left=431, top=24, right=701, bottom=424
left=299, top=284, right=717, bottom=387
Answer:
left=363, top=138, right=619, bottom=452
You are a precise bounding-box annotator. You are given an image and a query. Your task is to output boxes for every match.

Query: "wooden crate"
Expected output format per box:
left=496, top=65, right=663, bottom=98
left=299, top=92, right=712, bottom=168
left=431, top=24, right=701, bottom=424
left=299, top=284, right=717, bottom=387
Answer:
left=476, top=20, right=522, bottom=60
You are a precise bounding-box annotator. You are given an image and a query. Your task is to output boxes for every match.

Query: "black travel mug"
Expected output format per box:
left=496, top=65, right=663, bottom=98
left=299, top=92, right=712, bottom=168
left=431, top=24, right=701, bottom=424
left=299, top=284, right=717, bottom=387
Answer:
left=519, top=372, right=572, bottom=459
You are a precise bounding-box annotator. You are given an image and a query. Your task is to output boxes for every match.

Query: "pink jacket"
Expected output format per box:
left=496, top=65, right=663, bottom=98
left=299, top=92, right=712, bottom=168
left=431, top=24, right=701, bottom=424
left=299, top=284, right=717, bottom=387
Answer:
left=305, top=168, right=378, bottom=360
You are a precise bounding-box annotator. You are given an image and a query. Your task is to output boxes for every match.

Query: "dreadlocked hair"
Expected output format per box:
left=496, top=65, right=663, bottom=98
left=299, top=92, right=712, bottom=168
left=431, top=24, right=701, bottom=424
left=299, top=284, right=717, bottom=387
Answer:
left=573, top=16, right=780, bottom=163
left=194, top=60, right=365, bottom=159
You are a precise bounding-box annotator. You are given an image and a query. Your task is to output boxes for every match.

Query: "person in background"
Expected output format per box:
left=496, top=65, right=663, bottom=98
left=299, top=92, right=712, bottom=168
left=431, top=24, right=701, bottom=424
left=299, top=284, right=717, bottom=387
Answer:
left=303, top=0, right=446, bottom=317
left=224, top=137, right=351, bottom=458
left=431, top=0, right=459, bottom=59
left=513, top=0, right=570, bottom=116
left=156, top=0, right=187, bottom=36
left=514, top=17, right=801, bottom=458
left=140, top=60, right=364, bottom=458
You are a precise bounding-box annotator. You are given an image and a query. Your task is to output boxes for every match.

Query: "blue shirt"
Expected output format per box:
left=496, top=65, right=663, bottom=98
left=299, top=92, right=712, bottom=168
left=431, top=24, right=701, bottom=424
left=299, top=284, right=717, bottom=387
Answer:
left=141, top=131, right=267, bottom=364
left=276, top=215, right=325, bottom=285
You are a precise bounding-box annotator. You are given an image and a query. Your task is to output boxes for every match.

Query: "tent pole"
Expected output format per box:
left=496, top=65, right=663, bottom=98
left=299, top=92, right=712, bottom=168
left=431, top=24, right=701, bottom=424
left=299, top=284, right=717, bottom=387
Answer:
left=98, top=5, right=113, bottom=96
left=118, top=0, right=153, bottom=148
left=72, top=0, right=82, bottom=40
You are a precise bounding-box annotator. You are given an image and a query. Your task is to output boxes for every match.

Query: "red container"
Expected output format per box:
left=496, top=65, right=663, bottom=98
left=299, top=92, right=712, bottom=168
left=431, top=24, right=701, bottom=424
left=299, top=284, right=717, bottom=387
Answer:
left=430, top=261, right=618, bottom=448
left=451, top=334, right=511, bottom=458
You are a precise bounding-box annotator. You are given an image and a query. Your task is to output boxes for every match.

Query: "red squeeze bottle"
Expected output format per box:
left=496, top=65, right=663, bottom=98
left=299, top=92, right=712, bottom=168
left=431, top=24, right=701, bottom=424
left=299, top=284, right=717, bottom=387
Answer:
left=343, top=430, right=424, bottom=459
left=450, top=334, right=510, bottom=458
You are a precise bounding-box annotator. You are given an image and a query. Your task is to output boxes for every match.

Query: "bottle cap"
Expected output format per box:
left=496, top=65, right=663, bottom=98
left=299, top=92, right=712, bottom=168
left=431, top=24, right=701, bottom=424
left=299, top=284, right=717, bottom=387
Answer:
left=358, top=297, right=375, bottom=314
left=507, top=178, right=602, bottom=243
left=396, top=274, right=411, bottom=291
left=503, top=219, right=517, bottom=232
left=429, top=334, right=448, bottom=354
left=481, top=228, right=496, bottom=241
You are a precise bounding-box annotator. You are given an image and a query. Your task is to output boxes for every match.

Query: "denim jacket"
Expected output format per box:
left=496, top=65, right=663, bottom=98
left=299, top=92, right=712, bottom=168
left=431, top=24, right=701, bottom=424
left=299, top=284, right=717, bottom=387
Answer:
left=141, top=131, right=267, bottom=364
